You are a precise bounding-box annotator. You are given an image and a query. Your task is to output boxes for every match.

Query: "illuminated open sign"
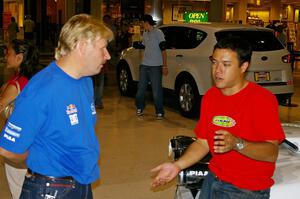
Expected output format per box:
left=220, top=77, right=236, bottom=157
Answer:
left=184, top=11, right=209, bottom=23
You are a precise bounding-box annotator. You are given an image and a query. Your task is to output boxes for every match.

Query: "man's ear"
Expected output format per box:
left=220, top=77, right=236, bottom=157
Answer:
left=76, top=40, right=87, bottom=55
left=240, top=62, right=249, bottom=73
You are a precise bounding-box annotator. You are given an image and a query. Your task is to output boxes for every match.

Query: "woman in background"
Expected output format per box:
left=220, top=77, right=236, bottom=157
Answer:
left=0, top=39, right=39, bottom=199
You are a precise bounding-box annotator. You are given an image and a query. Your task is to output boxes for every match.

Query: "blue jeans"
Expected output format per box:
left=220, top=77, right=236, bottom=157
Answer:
left=199, top=172, right=270, bottom=199
left=135, top=65, right=164, bottom=114
left=19, top=174, right=93, bottom=199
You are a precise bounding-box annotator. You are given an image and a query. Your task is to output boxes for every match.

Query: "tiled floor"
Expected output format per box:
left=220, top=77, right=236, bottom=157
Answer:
left=0, top=64, right=300, bottom=199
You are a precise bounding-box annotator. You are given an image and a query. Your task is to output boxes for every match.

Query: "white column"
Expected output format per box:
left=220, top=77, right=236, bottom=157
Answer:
left=209, top=0, right=226, bottom=22
left=287, top=5, right=294, bottom=22
left=91, top=0, right=102, bottom=20
left=65, top=0, right=75, bottom=21
left=233, top=0, right=247, bottom=24
left=270, top=0, right=281, bottom=21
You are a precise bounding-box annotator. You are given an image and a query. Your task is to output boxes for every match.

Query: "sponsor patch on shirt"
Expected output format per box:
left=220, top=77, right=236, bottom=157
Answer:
left=66, top=104, right=77, bottom=114
left=3, top=122, right=22, bottom=142
left=69, top=114, right=79, bottom=125
left=66, top=104, right=79, bottom=125
left=91, top=103, right=96, bottom=115
left=212, top=116, right=236, bottom=128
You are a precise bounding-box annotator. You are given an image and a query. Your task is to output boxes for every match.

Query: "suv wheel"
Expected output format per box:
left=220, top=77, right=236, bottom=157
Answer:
left=176, top=78, right=201, bottom=118
left=117, top=61, right=135, bottom=96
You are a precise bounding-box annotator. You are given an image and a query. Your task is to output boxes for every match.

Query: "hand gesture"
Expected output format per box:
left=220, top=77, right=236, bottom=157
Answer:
left=150, top=162, right=181, bottom=188
left=213, top=130, right=238, bottom=153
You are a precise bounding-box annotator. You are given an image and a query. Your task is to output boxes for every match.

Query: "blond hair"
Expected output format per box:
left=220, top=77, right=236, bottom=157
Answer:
left=55, top=14, right=113, bottom=60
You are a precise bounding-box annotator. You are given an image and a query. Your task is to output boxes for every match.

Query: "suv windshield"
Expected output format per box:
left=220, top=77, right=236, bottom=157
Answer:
left=215, top=30, right=284, bottom=51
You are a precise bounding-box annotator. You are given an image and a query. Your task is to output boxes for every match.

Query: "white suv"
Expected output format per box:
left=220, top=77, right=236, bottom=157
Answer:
left=117, top=23, right=294, bottom=118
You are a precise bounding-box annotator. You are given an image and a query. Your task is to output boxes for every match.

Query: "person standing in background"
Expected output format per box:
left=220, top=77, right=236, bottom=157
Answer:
left=1, top=39, right=39, bottom=199
left=7, top=17, right=19, bottom=42
left=135, top=14, right=168, bottom=120
left=93, top=14, right=116, bottom=109
left=0, top=14, right=113, bottom=199
left=275, top=25, right=287, bottom=47
left=103, top=14, right=117, bottom=51
left=23, top=15, right=35, bottom=42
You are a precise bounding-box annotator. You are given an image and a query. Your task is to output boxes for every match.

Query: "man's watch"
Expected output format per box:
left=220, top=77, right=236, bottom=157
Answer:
left=235, top=138, right=245, bottom=151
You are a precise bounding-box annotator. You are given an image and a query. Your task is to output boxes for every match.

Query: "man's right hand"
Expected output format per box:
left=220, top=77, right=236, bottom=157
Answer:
left=150, top=162, right=181, bottom=188
left=151, top=138, right=209, bottom=188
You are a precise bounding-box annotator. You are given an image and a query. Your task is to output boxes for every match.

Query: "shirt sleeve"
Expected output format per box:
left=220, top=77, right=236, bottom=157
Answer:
left=0, top=90, right=47, bottom=154
left=7, top=77, right=28, bottom=91
left=157, top=29, right=165, bottom=43
left=252, top=92, right=285, bottom=142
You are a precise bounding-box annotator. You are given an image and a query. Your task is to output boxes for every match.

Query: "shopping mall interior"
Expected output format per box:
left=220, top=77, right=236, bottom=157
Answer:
left=0, top=0, right=300, bottom=199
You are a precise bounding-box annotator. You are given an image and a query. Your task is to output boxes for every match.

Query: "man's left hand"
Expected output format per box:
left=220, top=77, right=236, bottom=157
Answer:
left=213, top=130, right=238, bottom=153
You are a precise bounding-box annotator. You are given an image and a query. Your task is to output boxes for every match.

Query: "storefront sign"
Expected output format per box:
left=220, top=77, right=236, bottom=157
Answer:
left=184, top=11, right=209, bottom=23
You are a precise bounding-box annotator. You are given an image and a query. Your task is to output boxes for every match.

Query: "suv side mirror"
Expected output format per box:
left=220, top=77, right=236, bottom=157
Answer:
left=133, top=41, right=145, bottom=49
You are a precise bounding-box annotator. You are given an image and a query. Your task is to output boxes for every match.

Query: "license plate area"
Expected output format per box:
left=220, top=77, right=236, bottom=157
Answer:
left=254, top=71, right=270, bottom=82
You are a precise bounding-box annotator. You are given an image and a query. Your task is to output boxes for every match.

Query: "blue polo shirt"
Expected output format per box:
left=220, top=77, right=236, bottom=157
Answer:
left=142, top=28, right=165, bottom=66
left=0, top=61, right=100, bottom=184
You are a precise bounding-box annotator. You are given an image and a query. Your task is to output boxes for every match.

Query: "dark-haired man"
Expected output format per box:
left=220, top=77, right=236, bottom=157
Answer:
left=151, top=37, right=285, bottom=199
left=135, top=14, right=168, bottom=119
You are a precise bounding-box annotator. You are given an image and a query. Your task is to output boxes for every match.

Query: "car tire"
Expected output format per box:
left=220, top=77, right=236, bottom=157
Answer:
left=176, top=77, right=201, bottom=118
left=117, top=61, right=135, bottom=96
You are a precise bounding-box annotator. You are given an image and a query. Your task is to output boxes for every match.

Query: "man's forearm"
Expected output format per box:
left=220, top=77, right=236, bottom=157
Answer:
left=162, top=50, right=167, bottom=66
left=237, top=140, right=279, bottom=162
left=174, top=138, right=209, bottom=170
left=0, top=147, right=28, bottom=162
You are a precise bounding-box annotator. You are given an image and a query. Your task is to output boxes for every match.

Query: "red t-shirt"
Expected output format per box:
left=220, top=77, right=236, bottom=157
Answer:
left=7, top=74, right=28, bottom=91
left=194, top=82, right=285, bottom=190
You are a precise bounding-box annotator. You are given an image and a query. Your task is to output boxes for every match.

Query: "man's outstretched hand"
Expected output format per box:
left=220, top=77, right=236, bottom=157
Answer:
left=150, top=162, right=181, bottom=188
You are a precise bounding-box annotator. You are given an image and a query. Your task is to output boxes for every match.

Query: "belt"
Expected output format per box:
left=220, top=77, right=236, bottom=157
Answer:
left=27, top=168, right=73, bottom=181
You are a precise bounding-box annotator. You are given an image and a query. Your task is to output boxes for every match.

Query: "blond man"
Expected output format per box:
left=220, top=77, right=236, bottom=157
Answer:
left=0, top=14, right=113, bottom=199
